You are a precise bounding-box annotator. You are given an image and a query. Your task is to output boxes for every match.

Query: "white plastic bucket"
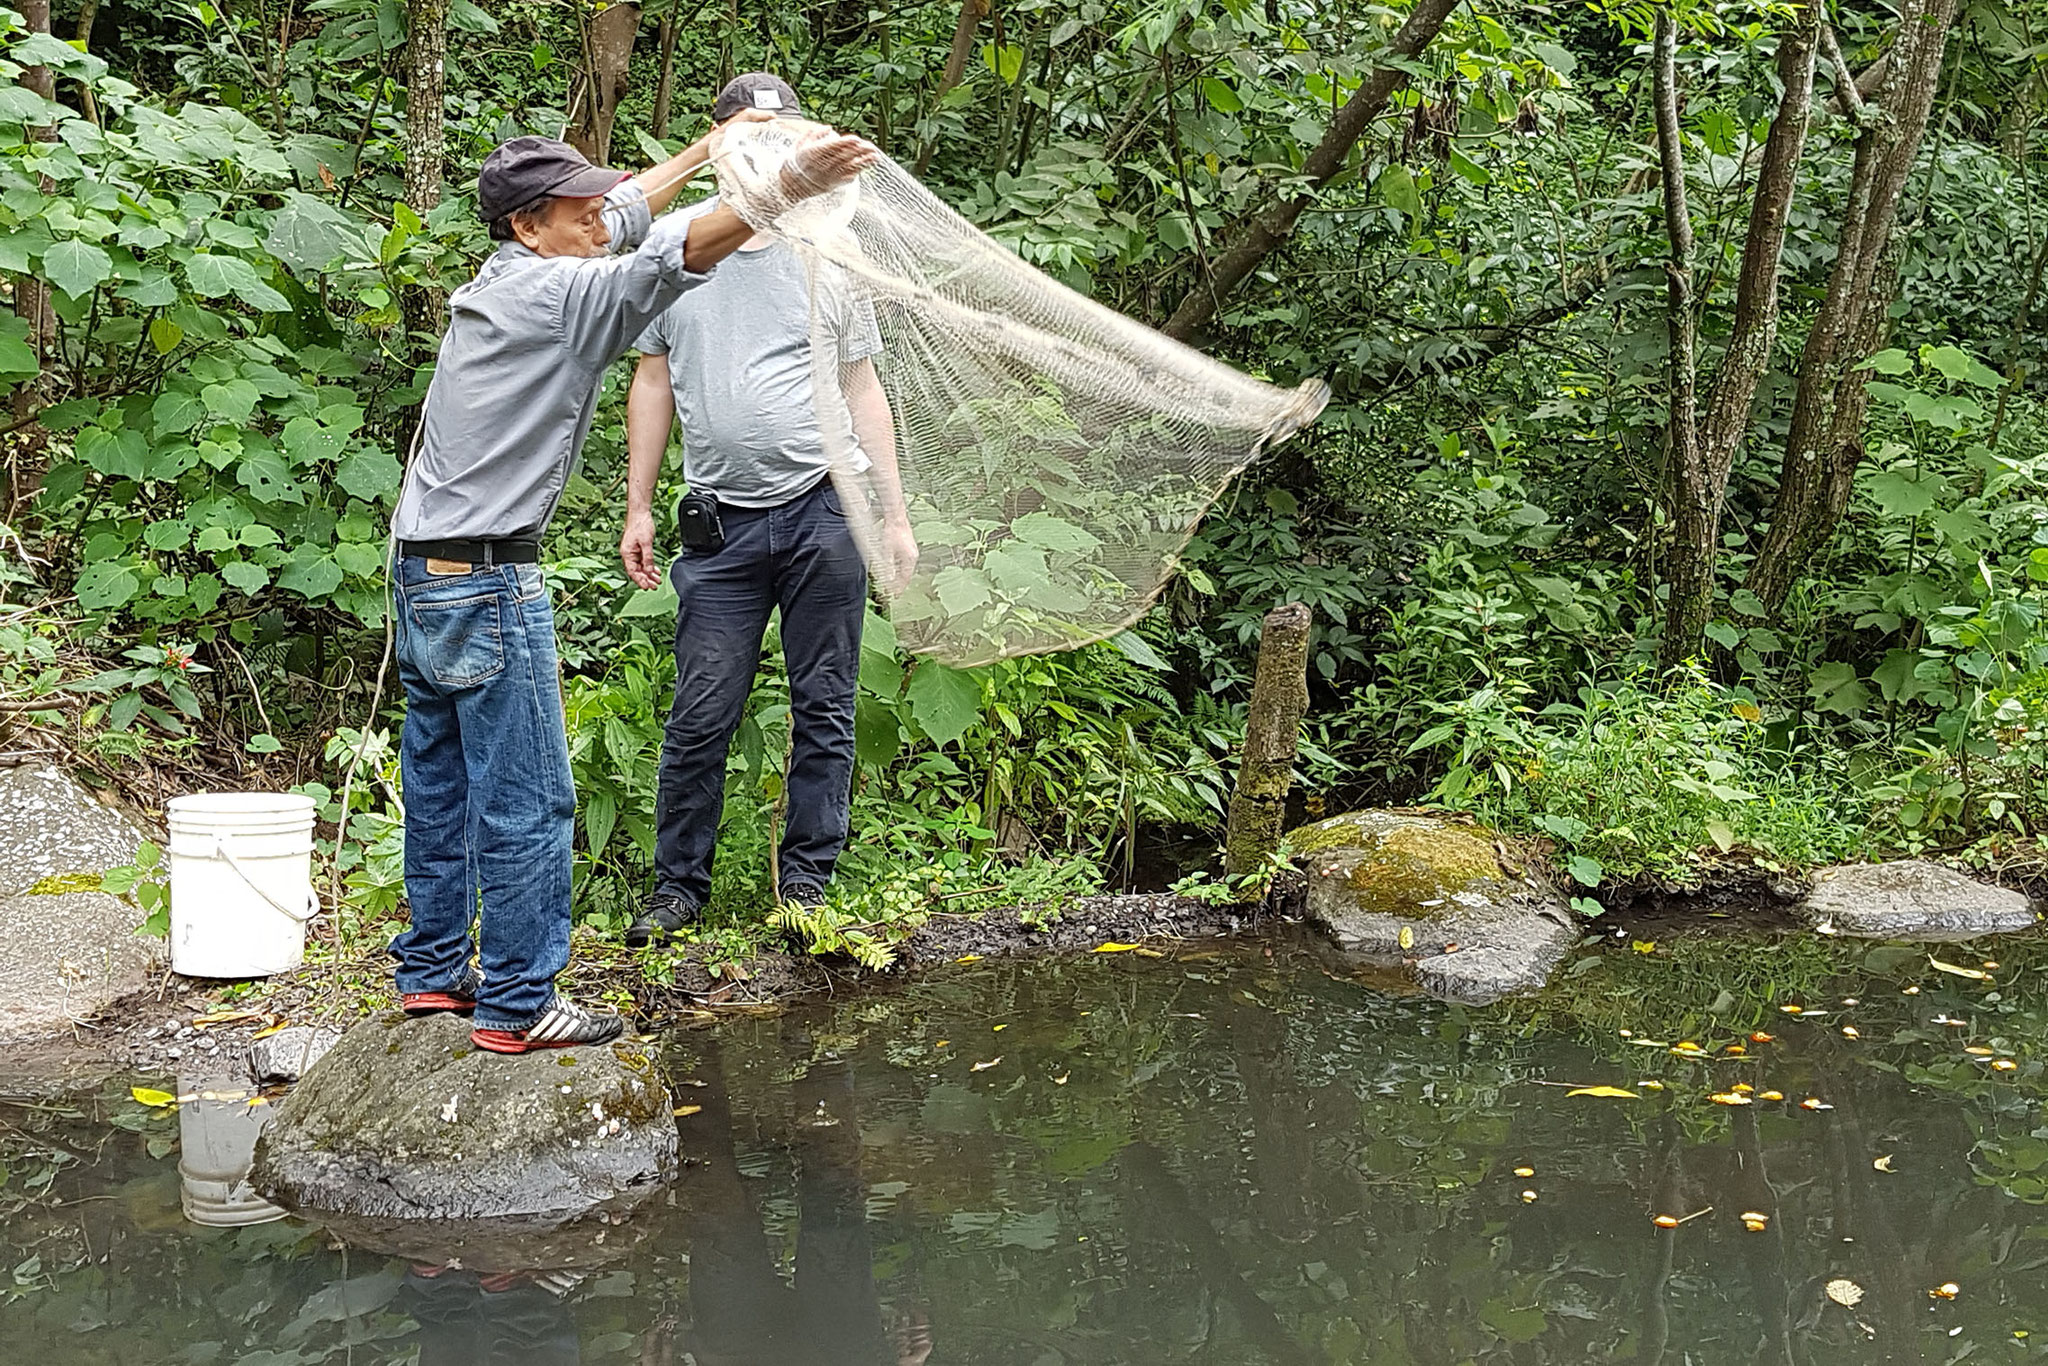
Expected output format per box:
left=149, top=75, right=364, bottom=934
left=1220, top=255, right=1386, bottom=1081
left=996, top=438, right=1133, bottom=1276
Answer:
left=167, top=792, right=319, bottom=978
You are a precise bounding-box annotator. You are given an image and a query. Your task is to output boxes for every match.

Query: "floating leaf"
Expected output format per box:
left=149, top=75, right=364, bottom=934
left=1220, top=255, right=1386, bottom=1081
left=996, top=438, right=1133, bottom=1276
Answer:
left=1051, top=1072, right=1069, bottom=1085
left=1520, top=1189, right=1538, bottom=1203
left=672, top=1105, right=702, bottom=1117
left=1566, top=1086, right=1638, bottom=1099
left=1873, top=1155, right=1894, bottom=1173
left=953, top=954, right=981, bottom=963
left=1093, top=942, right=1140, bottom=953
left=1826, top=1279, right=1866, bottom=1307
left=1513, top=1166, right=1535, bottom=1178
left=1801, top=1097, right=1834, bottom=1111
left=130, top=1087, right=177, bottom=1108
left=1930, top=1282, right=1960, bottom=1300
left=971, top=1057, right=1002, bottom=1072
left=1710, top=1092, right=1754, bottom=1106
left=1398, top=925, right=1415, bottom=950
left=1929, top=956, right=1992, bottom=981
left=1652, top=1214, right=1680, bottom=1228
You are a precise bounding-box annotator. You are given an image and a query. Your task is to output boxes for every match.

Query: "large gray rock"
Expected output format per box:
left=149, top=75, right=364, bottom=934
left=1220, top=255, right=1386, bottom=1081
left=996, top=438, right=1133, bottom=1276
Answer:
left=1296, top=810, right=1579, bottom=1004
left=0, top=765, right=158, bottom=1041
left=251, top=1012, right=678, bottom=1224
left=246, top=1024, right=343, bottom=1085
left=1802, top=861, right=2037, bottom=940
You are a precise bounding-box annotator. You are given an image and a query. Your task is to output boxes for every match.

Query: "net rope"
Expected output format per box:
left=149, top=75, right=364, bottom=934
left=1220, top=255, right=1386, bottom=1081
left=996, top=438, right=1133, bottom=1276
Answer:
left=711, top=121, right=1329, bottom=666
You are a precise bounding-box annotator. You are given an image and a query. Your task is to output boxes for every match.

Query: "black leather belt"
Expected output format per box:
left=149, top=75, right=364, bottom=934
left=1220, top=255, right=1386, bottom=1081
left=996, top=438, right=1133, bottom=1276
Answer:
left=397, top=538, right=540, bottom=565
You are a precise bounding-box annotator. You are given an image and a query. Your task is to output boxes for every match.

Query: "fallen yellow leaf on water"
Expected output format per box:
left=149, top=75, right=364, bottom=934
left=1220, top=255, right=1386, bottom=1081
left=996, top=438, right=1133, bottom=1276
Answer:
left=1567, top=1086, right=1638, bottom=1099
left=1826, top=1279, right=1865, bottom=1307
left=971, top=1057, right=1002, bottom=1071
left=1873, top=1155, right=1894, bottom=1172
left=1741, top=1211, right=1769, bottom=1231
left=1520, top=1190, right=1538, bottom=1203
left=1801, top=1097, right=1834, bottom=1111
left=1632, top=940, right=1657, bottom=954
left=993, top=1024, right=1007, bottom=1032
left=953, top=954, right=982, bottom=963
left=130, top=1087, right=177, bottom=1108
left=1750, top=1032, right=1775, bottom=1043
left=1841, top=1026, right=1861, bottom=1039
left=1731, top=1082, right=1755, bottom=1093
left=934, top=1040, right=948, bottom=1048
left=1966, top=1046, right=1996, bottom=1056
left=1653, top=1214, right=1680, bottom=1228
left=672, top=1105, right=702, bottom=1117
left=1994, top=1058, right=2019, bottom=1072
left=1398, top=925, right=1415, bottom=950
left=1134, top=947, right=1168, bottom=958
left=1513, top=1166, right=1535, bottom=1178
left=1628, top=1038, right=1669, bottom=1048
left=1760, top=1090, right=1785, bottom=1101
left=1930, top=1282, right=1960, bottom=1300
left=1051, top=1072, right=1069, bottom=1085
left=1093, top=943, right=1140, bottom=953
left=1725, top=1044, right=1747, bottom=1055
left=1781, top=1004, right=1805, bottom=1014
left=1637, top=1080, right=1666, bottom=1091
left=1929, top=956, right=1992, bottom=981
left=1710, top=1092, right=1753, bottom=1106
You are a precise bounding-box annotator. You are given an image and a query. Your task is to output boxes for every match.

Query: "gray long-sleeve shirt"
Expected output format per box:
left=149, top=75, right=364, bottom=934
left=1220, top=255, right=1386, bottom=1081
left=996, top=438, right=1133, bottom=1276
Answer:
left=392, top=181, right=714, bottom=542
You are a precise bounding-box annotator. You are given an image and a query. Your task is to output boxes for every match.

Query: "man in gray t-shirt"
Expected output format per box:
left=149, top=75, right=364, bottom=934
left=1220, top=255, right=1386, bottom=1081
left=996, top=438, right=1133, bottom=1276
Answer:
left=620, top=74, right=915, bottom=944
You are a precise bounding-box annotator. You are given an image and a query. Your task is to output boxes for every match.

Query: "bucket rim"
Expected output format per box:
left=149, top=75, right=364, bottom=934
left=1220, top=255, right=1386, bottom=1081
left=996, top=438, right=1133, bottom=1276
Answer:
left=168, top=791, right=317, bottom=819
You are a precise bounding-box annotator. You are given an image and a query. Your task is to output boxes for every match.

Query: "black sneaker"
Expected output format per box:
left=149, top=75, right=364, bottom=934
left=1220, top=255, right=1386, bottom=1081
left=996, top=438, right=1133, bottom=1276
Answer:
left=471, top=995, right=625, bottom=1054
left=626, top=891, right=699, bottom=948
left=780, top=882, right=827, bottom=911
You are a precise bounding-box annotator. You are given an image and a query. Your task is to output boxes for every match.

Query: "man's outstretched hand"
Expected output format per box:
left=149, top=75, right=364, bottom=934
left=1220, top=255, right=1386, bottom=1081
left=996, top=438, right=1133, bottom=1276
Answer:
left=778, top=131, right=879, bottom=202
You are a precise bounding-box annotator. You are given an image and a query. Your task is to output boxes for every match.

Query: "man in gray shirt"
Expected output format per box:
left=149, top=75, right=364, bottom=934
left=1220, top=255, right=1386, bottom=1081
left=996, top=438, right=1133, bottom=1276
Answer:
left=391, top=120, right=874, bottom=1052
left=620, top=73, right=915, bottom=945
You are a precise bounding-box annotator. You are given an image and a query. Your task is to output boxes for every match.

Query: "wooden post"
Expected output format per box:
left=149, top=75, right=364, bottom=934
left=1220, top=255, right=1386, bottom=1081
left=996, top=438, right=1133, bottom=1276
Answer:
left=1223, top=602, right=1310, bottom=882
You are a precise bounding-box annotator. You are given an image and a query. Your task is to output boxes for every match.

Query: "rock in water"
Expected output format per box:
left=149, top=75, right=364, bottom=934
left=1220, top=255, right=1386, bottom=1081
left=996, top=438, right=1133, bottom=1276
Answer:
left=1295, top=810, right=1579, bottom=1004
left=1802, top=861, right=2036, bottom=940
left=0, top=764, right=159, bottom=1041
left=250, top=1012, right=677, bottom=1223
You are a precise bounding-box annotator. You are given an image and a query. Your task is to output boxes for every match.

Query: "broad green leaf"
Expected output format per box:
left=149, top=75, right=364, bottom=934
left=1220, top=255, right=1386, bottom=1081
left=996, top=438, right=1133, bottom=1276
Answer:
left=620, top=584, right=679, bottom=618
left=1011, top=512, right=1101, bottom=554
left=151, top=389, right=207, bottom=436
left=933, top=566, right=993, bottom=616
left=905, top=660, right=982, bottom=747
left=75, top=563, right=139, bottom=612
left=1447, top=148, right=1491, bottom=186
left=1108, top=631, right=1166, bottom=669
left=1922, top=344, right=2003, bottom=389
left=1199, top=77, right=1244, bottom=113
left=183, top=253, right=292, bottom=311
left=334, top=447, right=401, bottom=499
left=0, top=315, right=35, bottom=378
left=1863, top=348, right=1913, bottom=376
left=276, top=551, right=343, bottom=598
left=263, top=193, right=359, bottom=276
left=221, top=560, right=269, bottom=594
left=1377, top=165, right=1422, bottom=224
left=1865, top=467, right=1946, bottom=519
left=41, top=238, right=113, bottom=298
left=1808, top=661, right=1871, bottom=717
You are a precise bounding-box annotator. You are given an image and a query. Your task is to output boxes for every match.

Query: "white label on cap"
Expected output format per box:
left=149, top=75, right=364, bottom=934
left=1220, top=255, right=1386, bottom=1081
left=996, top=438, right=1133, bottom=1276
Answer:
left=753, top=88, right=783, bottom=109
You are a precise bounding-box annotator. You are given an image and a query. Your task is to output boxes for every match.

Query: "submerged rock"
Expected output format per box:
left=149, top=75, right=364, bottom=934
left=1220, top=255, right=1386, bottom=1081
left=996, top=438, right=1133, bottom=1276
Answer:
left=246, top=1024, right=343, bottom=1085
left=250, top=1012, right=677, bottom=1223
left=1294, top=809, right=1579, bottom=1004
left=1802, top=861, right=2037, bottom=940
left=0, top=764, right=158, bottom=1041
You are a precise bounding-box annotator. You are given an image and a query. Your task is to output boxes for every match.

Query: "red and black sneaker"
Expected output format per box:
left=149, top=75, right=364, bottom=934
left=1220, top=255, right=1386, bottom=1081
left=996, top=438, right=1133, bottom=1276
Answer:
left=471, top=995, right=625, bottom=1055
left=402, top=970, right=482, bottom=1017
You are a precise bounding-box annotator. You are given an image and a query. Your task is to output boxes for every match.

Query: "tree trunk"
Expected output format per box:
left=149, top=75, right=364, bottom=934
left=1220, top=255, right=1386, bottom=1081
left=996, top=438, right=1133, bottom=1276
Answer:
left=1224, top=602, right=1311, bottom=883
left=650, top=6, right=679, bottom=139
left=567, top=2, right=641, bottom=164
left=1160, top=0, right=1463, bottom=343
left=1660, top=9, right=1818, bottom=663
left=72, top=0, right=100, bottom=124
left=1651, top=11, right=1703, bottom=666
left=912, top=0, right=988, bottom=176
left=11, top=0, right=57, bottom=430
left=1744, top=0, right=1958, bottom=613
left=403, top=0, right=449, bottom=213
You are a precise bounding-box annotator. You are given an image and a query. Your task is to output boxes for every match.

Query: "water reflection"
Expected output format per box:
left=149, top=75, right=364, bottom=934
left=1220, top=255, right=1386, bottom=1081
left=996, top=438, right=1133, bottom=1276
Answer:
left=5, top=936, right=2048, bottom=1364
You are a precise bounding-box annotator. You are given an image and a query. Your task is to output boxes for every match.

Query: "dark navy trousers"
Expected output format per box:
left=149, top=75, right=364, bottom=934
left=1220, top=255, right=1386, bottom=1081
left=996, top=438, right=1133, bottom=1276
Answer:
left=655, top=480, right=866, bottom=907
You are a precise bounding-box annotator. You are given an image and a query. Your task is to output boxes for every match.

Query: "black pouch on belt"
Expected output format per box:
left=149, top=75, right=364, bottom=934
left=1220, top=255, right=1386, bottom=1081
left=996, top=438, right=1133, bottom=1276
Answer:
left=676, top=490, right=725, bottom=552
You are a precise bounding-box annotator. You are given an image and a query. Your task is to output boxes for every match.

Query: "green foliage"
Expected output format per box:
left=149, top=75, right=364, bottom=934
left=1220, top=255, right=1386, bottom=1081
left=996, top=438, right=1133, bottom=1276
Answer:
left=99, top=840, right=169, bottom=937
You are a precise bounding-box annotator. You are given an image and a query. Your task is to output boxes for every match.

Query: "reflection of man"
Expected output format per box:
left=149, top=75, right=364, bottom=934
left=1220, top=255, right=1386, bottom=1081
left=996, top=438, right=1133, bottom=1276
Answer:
left=401, top=1265, right=581, bottom=1366
left=388, top=121, right=876, bottom=1052
left=666, top=1037, right=931, bottom=1366
left=620, top=73, right=917, bottom=946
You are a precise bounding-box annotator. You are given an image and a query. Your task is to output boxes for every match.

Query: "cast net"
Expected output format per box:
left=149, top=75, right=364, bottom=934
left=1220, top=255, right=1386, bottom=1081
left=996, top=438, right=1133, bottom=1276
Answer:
left=711, top=121, right=1329, bottom=667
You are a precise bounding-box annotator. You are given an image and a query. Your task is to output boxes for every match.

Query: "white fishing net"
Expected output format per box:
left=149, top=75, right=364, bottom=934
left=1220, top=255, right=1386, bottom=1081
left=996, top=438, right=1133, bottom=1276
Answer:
left=710, top=121, right=1329, bottom=666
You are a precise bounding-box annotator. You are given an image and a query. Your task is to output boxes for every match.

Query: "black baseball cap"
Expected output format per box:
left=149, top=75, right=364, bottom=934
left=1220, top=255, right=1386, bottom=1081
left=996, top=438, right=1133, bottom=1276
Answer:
left=477, top=136, right=629, bottom=222
left=712, top=72, right=803, bottom=123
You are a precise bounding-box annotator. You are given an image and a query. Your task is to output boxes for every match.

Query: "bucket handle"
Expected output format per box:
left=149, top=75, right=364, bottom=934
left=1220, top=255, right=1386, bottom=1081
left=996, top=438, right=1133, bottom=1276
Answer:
left=210, top=833, right=322, bottom=923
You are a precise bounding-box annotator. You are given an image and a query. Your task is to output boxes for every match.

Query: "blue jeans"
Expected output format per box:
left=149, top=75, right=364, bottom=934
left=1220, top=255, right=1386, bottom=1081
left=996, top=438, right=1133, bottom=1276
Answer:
left=390, top=557, right=574, bottom=1029
left=656, top=480, right=866, bottom=907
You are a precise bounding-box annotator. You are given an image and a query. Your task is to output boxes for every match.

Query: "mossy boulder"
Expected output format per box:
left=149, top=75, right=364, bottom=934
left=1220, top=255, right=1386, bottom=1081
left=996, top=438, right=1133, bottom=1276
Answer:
left=250, top=1012, right=677, bottom=1224
left=1293, top=810, right=1579, bottom=1004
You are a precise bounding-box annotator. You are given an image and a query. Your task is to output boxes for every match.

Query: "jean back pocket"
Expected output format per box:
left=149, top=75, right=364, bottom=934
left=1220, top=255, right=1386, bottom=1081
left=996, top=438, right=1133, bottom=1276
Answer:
left=404, top=589, right=506, bottom=689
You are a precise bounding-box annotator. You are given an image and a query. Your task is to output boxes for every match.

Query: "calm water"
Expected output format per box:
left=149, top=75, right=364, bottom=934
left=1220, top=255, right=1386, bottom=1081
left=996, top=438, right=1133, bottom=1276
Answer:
left=5, top=930, right=2048, bottom=1365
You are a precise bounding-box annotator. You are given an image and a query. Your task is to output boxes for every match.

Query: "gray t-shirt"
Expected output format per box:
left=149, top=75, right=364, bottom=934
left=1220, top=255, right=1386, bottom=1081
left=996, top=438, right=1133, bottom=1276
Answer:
left=634, top=200, right=882, bottom=508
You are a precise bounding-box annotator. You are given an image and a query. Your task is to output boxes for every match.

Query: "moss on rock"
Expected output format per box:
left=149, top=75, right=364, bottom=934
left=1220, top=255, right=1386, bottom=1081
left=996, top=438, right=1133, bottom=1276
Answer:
left=1341, top=824, right=1503, bottom=919
left=27, top=871, right=105, bottom=895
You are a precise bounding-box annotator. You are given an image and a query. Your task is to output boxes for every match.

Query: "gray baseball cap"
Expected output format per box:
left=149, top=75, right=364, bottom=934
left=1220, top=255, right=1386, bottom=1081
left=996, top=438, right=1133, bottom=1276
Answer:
left=712, top=72, right=803, bottom=123
left=477, top=136, right=628, bottom=222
